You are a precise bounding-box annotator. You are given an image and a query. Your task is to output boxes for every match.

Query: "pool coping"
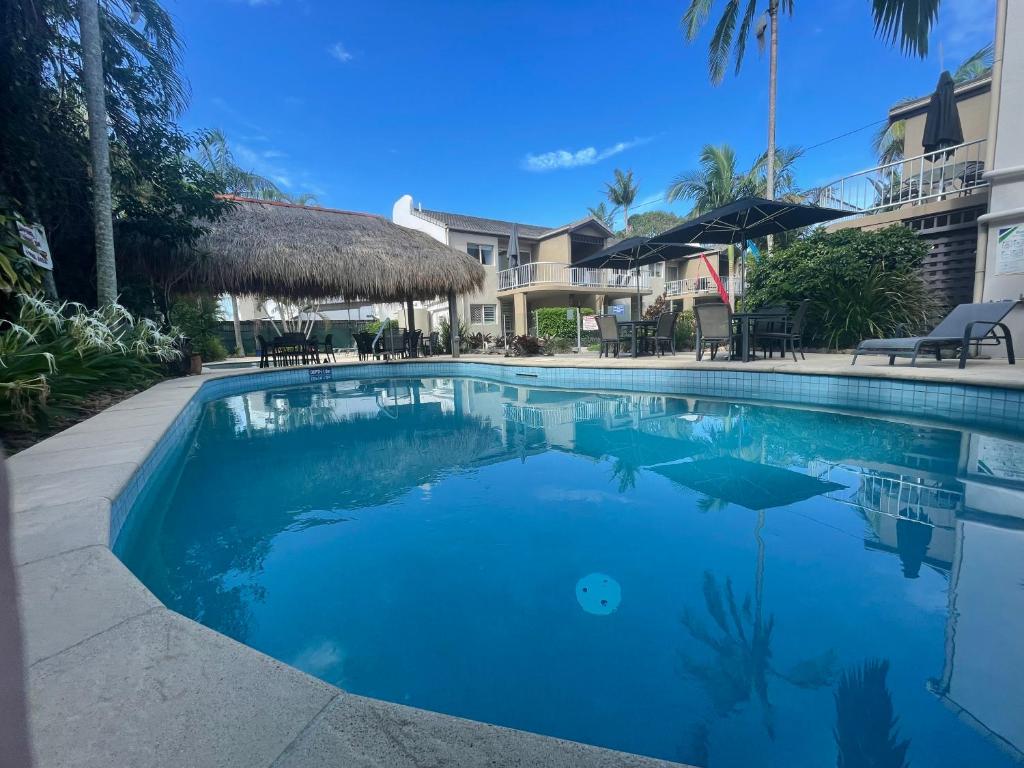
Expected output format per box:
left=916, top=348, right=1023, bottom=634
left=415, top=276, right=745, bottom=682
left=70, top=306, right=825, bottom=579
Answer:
left=9, top=359, right=1024, bottom=768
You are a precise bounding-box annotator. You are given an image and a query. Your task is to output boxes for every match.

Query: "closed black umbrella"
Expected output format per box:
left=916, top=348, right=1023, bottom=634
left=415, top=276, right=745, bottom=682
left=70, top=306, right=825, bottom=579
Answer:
left=575, top=236, right=706, bottom=319
left=647, top=197, right=849, bottom=304
left=922, top=71, right=964, bottom=156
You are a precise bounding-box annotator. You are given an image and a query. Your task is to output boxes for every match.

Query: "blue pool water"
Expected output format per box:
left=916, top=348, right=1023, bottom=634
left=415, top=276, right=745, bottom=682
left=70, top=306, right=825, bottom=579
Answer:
left=118, top=376, right=1024, bottom=767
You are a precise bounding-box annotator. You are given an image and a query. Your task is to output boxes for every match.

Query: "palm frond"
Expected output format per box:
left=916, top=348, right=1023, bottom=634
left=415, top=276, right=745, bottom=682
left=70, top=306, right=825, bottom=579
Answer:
left=733, top=0, right=759, bottom=75
left=871, top=0, right=940, bottom=57
left=681, top=0, right=716, bottom=41
left=953, top=42, right=994, bottom=83
left=708, top=0, right=740, bottom=85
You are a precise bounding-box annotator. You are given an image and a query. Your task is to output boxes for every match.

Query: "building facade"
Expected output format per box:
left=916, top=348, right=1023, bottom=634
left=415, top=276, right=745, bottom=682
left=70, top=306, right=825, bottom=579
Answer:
left=390, top=194, right=657, bottom=336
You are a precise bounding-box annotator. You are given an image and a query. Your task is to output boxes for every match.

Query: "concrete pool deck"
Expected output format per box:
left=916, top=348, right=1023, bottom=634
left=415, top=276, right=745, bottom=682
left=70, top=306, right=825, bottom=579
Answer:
left=7, top=354, right=1021, bottom=767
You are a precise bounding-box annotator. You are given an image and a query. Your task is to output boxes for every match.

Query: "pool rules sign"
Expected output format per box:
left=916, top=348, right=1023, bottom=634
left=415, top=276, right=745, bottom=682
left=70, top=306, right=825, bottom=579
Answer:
left=996, top=224, right=1024, bottom=275
left=16, top=220, right=54, bottom=270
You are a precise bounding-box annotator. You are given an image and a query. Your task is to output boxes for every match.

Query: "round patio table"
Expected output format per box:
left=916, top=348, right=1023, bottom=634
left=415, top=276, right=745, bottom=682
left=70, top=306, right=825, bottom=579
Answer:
left=730, top=311, right=791, bottom=362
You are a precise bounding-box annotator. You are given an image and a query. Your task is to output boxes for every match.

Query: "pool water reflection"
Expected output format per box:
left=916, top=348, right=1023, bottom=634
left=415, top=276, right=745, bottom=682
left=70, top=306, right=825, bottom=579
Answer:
left=118, top=377, right=1024, bottom=767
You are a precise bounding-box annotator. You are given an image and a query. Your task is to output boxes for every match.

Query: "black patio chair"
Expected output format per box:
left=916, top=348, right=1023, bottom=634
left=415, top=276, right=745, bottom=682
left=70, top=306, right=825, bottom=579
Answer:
left=652, top=311, right=679, bottom=356
left=852, top=299, right=1018, bottom=369
left=354, top=332, right=373, bottom=361
left=694, top=301, right=735, bottom=361
left=755, top=300, right=810, bottom=362
left=322, top=334, right=337, bottom=363
left=256, top=334, right=271, bottom=368
left=752, top=305, right=790, bottom=358
left=596, top=314, right=621, bottom=358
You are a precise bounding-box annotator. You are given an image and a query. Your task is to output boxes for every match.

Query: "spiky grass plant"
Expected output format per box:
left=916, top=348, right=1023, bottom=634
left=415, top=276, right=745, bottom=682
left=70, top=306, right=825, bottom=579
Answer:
left=1, top=293, right=181, bottom=425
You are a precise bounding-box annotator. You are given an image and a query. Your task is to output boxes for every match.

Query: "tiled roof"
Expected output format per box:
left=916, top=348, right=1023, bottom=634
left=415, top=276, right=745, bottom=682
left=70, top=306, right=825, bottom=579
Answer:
left=413, top=208, right=555, bottom=239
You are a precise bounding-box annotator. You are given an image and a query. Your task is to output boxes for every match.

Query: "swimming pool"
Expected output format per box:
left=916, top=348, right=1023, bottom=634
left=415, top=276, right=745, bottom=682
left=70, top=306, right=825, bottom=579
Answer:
left=116, top=374, right=1024, bottom=767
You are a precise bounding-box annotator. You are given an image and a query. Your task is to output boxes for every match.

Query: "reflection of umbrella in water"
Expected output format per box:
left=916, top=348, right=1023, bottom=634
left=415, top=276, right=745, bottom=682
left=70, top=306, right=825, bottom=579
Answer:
left=573, top=421, right=704, bottom=493
left=651, top=456, right=844, bottom=511
left=668, top=457, right=843, bottom=740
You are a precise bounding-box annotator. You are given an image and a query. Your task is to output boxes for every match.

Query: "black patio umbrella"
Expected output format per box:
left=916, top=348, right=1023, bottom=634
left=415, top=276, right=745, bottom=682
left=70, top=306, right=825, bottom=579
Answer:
left=647, top=197, right=850, bottom=304
left=922, top=71, right=964, bottom=156
left=575, top=236, right=706, bottom=319
left=507, top=222, right=521, bottom=269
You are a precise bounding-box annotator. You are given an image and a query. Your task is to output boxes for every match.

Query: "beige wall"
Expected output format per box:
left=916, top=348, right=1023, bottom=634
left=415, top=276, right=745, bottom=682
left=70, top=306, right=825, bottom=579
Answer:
left=900, top=86, right=991, bottom=158
left=448, top=230, right=502, bottom=336
left=536, top=234, right=571, bottom=264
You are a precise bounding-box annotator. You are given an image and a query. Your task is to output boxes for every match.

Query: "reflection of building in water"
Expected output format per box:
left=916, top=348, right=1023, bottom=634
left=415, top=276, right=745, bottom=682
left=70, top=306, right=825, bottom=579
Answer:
left=927, top=433, right=1024, bottom=763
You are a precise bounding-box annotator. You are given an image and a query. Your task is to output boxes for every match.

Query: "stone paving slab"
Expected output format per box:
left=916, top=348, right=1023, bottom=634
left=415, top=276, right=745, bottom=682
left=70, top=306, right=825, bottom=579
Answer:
left=14, top=425, right=160, bottom=456
left=9, top=441, right=155, bottom=480
left=28, top=609, right=340, bottom=768
left=11, top=497, right=109, bottom=566
left=272, top=692, right=683, bottom=768
left=11, top=461, right=138, bottom=513
left=18, top=545, right=159, bottom=665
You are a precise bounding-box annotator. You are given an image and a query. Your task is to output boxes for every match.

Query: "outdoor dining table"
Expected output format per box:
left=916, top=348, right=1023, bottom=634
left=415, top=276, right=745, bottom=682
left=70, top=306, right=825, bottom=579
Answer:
left=618, top=319, right=658, bottom=358
left=731, top=311, right=791, bottom=363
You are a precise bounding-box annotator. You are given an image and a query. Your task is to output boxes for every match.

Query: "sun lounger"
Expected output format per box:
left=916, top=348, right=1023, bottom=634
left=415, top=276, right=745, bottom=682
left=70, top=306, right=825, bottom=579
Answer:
left=852, top=299, right=1018, bottom=369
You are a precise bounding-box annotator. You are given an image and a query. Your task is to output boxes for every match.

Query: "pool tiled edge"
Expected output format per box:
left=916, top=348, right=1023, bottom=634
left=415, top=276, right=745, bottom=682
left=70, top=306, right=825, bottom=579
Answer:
left=9, top=359, right=1024, bottom=768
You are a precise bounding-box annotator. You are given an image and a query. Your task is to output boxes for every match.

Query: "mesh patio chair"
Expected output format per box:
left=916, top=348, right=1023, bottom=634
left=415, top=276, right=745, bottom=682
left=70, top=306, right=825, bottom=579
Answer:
left=694, top=301, right=735, bottom=361
left=653, top=311, right=678, bottom=356
left=322, top=334, right=337, bottom=363
left=596, top=314, right=621, bottom=358
left=755, top=300, right=811, bottom=362
left=256, top=334, right=271, bottom=368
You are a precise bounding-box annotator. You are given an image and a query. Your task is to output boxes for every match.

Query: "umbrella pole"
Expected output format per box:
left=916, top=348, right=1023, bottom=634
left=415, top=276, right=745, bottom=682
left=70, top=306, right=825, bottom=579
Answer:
left=635, top=263, right=641, bottom=321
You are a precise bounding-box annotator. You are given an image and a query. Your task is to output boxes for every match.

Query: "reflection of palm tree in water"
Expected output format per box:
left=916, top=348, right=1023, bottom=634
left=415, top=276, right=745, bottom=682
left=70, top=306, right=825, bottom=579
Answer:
left=678, top=511, right=838, bottom=764
left=834, top=659, right=911, bottom=768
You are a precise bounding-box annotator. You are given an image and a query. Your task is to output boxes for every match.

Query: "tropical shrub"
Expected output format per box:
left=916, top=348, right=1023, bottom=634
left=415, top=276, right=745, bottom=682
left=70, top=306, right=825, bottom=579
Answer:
left=0, top=294, right=180, bottom=425
left=744, top=226, right=932, bottom=348
left=507, top=335, right=542, bottom=356
left=170, top=295, right=228, bottom=361
left=544, top=336, right=573, bottom=354
left=675, top=310, right=696, bottom=350
left=536, top=307, right=594, bottom=340
left=0, top=212, right=44, bottom=301
left=438, top=317, right=470, bottom=353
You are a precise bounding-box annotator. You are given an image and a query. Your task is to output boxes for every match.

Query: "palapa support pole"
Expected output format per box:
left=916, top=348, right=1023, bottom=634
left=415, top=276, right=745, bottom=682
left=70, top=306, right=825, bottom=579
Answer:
left=447, top=291, right=461, bottom=358
left=405, top=297, right=417, bottom=358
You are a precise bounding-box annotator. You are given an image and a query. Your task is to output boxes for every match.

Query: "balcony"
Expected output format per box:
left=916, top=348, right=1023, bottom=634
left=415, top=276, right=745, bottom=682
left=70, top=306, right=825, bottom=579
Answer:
left=497, top=262, right=651, bottom=294
left=816, top=139, right=987, bottom=219
left=664, top=275, right=742, bottom=300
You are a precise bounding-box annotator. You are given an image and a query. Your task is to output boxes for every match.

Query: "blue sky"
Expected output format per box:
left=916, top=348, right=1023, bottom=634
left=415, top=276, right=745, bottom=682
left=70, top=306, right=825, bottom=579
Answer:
left=172, top=0, right=995, bottom=229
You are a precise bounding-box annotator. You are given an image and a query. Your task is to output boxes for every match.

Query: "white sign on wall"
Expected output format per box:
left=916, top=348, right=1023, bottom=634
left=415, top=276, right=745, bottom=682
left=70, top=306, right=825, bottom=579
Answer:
left=582, top=315, right=598, bottom=331
left=16, top=220, right=54, bottom=271
left=996, top=224, right=1024, bottom=275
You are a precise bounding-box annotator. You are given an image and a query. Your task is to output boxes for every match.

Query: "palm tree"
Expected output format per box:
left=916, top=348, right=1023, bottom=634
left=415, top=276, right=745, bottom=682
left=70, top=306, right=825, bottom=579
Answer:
left=77, top=0, right=117, bottom=305
left=666, top=144, right=751, bottom=216
left=681, top=0, right=793, bottom=211
left=604, top=169, right=638, bottom=234
left=587, top=202, right=618, bottom=231
left=195, top=130, right=283, bottom=198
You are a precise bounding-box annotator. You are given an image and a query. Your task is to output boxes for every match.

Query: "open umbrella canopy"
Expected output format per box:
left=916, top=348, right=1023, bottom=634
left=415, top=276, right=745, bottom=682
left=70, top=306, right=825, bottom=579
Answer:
left=574, top=236, right=706, bottom=269
left=647, top=197, right=850, bottom=246
left=922, top=71, right=964, bottom=155
left=182, top=197, right=486, bottom=302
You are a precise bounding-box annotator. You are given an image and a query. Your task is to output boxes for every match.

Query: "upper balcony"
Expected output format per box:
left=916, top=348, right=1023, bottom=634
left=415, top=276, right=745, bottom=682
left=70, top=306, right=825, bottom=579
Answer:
left=497, top=262, right=651, bottom=295
left=664, top=275, right=742, bottom=301
left=816, top=139, right=988, bottom=220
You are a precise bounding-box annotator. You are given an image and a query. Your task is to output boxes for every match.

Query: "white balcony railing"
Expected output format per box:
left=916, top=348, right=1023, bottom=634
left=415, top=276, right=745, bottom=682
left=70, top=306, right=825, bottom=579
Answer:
left=664, top=275, right=742, bottom=299
left=497, top=262, right=651, bottom=292
left=815, top=139, right=987, bottom=218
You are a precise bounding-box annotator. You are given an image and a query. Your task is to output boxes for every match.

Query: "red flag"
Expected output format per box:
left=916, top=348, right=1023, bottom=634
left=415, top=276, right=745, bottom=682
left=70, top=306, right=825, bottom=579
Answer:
left=700, top=254, right=730, bottom=305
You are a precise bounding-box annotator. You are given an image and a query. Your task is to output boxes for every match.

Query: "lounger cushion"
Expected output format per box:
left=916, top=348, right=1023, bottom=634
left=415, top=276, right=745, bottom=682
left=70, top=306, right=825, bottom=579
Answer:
left=857, top=336, right=961, bottom=352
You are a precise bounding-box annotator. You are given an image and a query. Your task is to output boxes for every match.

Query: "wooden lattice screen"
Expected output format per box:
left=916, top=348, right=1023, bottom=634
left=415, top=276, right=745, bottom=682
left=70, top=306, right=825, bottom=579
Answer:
left=906, top=205, right=985, bottom=312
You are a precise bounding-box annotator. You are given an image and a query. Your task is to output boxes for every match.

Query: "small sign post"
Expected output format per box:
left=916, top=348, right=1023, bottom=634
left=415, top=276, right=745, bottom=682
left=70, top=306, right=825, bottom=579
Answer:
left=16, top=220, right=53, bottom=271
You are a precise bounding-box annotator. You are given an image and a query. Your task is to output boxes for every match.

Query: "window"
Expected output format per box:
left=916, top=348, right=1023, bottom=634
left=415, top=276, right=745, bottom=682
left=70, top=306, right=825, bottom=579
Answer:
left=467, top=243, right=494, bottom=266
left=470, top=304, right=496, bottom=324
left=645, top=262, right=663, bottom=277
left=498, top=248, right=531, bottom=269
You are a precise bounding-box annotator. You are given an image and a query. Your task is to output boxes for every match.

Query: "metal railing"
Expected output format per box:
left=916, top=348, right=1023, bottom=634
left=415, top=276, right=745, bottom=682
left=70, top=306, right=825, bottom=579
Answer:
left=664, top=275, right=742, bottom=299
left=816, top=139, right=987, bottom=218
left=497, top=262, right=651, bottom=292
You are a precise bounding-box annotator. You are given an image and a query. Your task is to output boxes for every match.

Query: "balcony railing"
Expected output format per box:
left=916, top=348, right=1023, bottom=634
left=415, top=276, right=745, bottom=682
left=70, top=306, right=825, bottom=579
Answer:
left=815, top=139, right=987, bottom=218
left=497, top=262, right=651, bottom=292
left=664, top=275, right=742, bottom=299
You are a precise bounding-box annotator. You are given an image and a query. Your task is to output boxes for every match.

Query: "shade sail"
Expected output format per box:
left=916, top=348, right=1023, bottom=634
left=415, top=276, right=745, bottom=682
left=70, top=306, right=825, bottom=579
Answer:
left=922, top=71, right=965, bottom=155
left=651, top=456, right=845, bottom=510
left=182, top=197, right=486, bottom=302
left=647, top=197, right=850, bottom=246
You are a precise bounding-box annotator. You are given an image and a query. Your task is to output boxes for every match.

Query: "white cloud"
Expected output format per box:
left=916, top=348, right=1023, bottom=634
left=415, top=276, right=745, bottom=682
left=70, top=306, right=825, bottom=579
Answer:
left=328, top=42, right=353, bottom=63
left=936, top=0, right=995, bottom=59
left=523, top=137, right=650, bottom=172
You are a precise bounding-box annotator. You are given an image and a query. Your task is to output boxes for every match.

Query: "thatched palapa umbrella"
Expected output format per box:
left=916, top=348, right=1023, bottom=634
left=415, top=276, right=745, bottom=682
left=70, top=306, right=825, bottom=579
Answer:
left=189, top=196, right=484, bottom=354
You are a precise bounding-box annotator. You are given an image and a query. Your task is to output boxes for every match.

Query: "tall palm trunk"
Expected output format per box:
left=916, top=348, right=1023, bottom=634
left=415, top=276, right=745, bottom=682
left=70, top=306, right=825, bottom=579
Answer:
left=77, top=0, right=118, bottom=305
left=765, top=0, right=779, bottom=254
left=230, top=294, right=245, bottom=356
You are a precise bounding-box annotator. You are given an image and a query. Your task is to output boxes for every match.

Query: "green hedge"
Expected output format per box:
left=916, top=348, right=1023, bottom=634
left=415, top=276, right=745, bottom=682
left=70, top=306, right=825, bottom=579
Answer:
left=536, top=307, right=594, bottom=339
left=744, top=225, right=933, bottom=349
